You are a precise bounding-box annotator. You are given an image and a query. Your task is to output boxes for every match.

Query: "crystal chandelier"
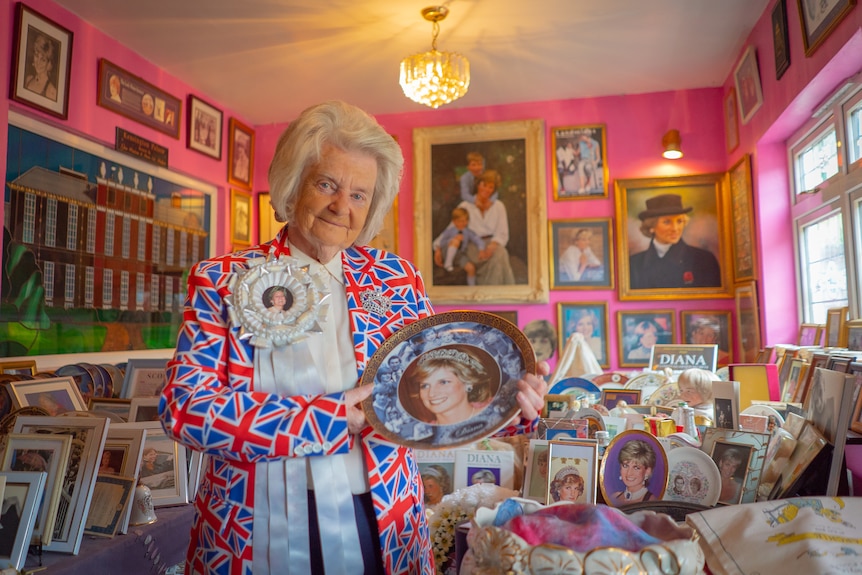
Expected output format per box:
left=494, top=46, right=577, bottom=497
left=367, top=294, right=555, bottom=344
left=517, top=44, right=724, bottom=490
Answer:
left=399, top=6, right=470, bottom=109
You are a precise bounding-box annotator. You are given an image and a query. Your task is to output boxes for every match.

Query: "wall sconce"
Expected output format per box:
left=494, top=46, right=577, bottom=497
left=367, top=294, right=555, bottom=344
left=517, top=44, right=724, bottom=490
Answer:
left=662, top=129, right=683, bottom=159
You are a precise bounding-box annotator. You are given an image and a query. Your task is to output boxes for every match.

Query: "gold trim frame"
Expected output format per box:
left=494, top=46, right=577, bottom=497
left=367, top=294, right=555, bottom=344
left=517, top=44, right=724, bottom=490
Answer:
left=550, top=124, right=608, bottom=200
left=616, top=309, right=676, bottom=368
left=413, top=120, right=548, bottom=304
left=680, top=310, right=733, bottom=367
left=0, top=360, right=37, bottom=376
left=728, top=155, right=759, bottom=282
left=549, top=218, right=614, bottom=290
left=231, top=188, right=252, bottom=247
left=797, top=323, right=824, bottom=346
left=228, top=117, right=255, bottom=190
left=557, top=301, right=610, bottom=368
left=8, top=376, right=87, bottom=414
left=735, top=281, right=762, bottom=363
left=825, top=306, right=849, bottom=347
left=615, top=173, right=731, bottom=301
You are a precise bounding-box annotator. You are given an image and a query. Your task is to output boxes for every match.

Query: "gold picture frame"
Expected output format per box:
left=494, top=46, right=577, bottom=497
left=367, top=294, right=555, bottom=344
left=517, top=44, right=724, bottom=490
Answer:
left=413, top=119, right=548, bottom=304
left=825, top=306, right=849, bottom=347
left=257, top=192, right=280, bottom=244
left=735, top=281, right=761, bottom=364
left=797, top=323, right=824, bottom=346
left=614, top=172, right=731, bottom=301
left=230, top=188, right=252, bottom=248
left=228, top=117, right=255, bottom=190
left=550, top=124, right=608, bottom=200
left=728, top=155, right=758, bottom=282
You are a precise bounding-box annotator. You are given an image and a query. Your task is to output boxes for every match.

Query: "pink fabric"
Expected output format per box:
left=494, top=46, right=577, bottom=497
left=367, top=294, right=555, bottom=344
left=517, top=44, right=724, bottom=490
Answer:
left=503, top=504, right=661, bottom=552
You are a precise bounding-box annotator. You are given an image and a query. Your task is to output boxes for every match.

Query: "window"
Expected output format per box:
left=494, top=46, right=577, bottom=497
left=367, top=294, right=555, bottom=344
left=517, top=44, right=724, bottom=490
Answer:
left=105, top=213, right=115, bottom=256
left=136, top=272, right=146, bottom=310
left=85, top=266, right=94, bottom=307
left=846, top=88, right=862, bottom=168
left=151, top=274, right=160, bottom=311
left=45, top=198, right=57, bottom=247
left=120, top=270, right=129, bottom=308
left=152, top=225, right=161, bottom=263
left=44, top=261, right=55, bottom=302
left=86, top=208, right=96, bottom=253
left=64, top=264, right=76, bottom=308
left=22, top=193, right=36, bottom=244
left=122, top=215, right=131, bottom=259
left=798, top=210, right=847, bottom=323
left=102, top=268, right=113, bottom=308
left=67, top=204, right=78, bottom=251
left=138, top=220, right=147, bottom=261
left=792, top=123, right=839, bottom=196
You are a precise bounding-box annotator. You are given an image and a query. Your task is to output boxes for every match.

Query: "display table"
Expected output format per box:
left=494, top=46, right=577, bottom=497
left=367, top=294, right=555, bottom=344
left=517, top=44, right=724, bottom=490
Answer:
left=22, top=504, right=194, bottom=575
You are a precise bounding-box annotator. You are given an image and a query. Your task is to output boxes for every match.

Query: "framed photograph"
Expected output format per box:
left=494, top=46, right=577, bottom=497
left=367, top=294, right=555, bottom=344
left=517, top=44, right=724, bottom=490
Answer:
left=549, top=218, right=614, bottom=289
left=415, top=449, right=456, bottom=506
left=83, top=474, right=135, bottom=538
left=453, top=449, right=515, bottom=489
left=186, top=95, right=223, bottom=159
left=88, top=397, right=132, bottom=422
left=120, top=358, right=168, bottom=399
left=599, top=429, right=668, bottom=507
left=772, top=0, right=791, bottom=80
left=0, top=433, right=72, bottom=546
left=413, top=120, right=548, bottom=304
left=97, top=59, right=181, bottom=138
left=733, top=46, right=764, bottom=125
left=557, top=302, right=609, bottom=368
left=231, top=188, right=253, bottom=247
left=616, top=309, right=675, bottom=368
left=724, top=88, right=740, bottom=153
left=614, top=173, right=730, bottom=300
left=796, top=0, right=857, bottom=56
left=600, top=389, right=641, bottom=412
left=701, top=428, right=770, bottom=504
left=8, top=376, right=87, bottom=415
left=772, top=422, right=828, bottom=498
left=783, top=357, right=808, bottom=403
left=128, top=397, right=161, bottom=422
left=522, top=439, right=551, bottom=502
left=9, top=4, right=73, bottom=119
left=100, top=423, right=147, bottom=533
left=845, top=319, right=862, bottom=351
left=12, top=415, right=110, bottom=554
left=735, top=281, right=761, bottom=363
left=728, top=155, right=759, bottom=283
left=551, top=124, right=608, bottom=200
left=547, top=440, right=599, bottom=505
left=797, top=323, right=824, bottom=346
left=680, top=310, right=733, bottom=367
left=228, top=118, right=255, bottom=190
left=537, top=418, right=589, bottom=441
left=850, top=362, right=862, bottom=433
left=712, top=380, right=740, bottom=431
left=0, top=360, right=36, bottom=376
left=131, top=421, right=188, bottom=507
left=542, top=394, right=579, bottom=419
left=0, top=470, right=48, bottom=571
left=825, top=306, right=849, bottom=347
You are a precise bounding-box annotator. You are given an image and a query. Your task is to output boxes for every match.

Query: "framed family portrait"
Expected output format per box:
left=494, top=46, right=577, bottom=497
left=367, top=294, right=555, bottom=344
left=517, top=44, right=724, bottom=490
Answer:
left=724, top=88, right=740, bottom=153
left=228, top=118, right=255, bottom=190
left=616, top=310, right=675, bottom=368
left=728, top=155, right=759, bottom=282
left=796, top=0, right=857, bottom=56
left=186, top=95, right=223, bottom=159
left=557, top=301, right=609, bottom=368
left=735, top=281, right=762, bottom=363
left=772, top=0, right=791, bottom=80
left=8, top=376, right=87, bottom=415
left=549, top=218, right=614, bottom=289
left=128, top=397, right=161, bottom=422
left=680, top=310, right=733, bottom=366
left=101, top=423, right=148, bottom=533
left=547, top=440, right=599, bottom=505
left=9, top=3, right=73, bottom=119
left=231, top=188, right=253, bottom=247
left=734, top=46, right=764, bottom=125
left=412, top=120, right=548, bottom=304
left=825, top=306, right=849, bottom=347
left=614, top=173, right=731, bottom=301
left=598, top=429, right=668, bottom=508
left=551, top=124, right=608, bottom=200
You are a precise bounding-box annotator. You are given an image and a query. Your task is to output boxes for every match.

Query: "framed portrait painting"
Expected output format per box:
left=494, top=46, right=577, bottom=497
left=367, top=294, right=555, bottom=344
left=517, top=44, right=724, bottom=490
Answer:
left=615, top=173, right=731, bottom=301
left=728, top=155, right=758, bottom=282
left=796, top=0, right=857, bottom=56
left=598, top=429, right=668, bottom=508
left=724, top=88, right=739, bottom=153
left=617, top=310, right=675, bottom=368
left=825, top=306, right=848, bottom=347
left=547, top=440, right=599, bottom=505
left=735, top=281, right=761, bottom=363
left=9, top=4, right=73, bottom=119
left=557, top=301, right=609, bottom=368
left=550, top=124, right=608, bottom=200
left=231, top=188, right=253, bottom=247
left=734, top=46, right=764, bottom=125
left=772, top=0, right=791, bottom=80
left=413, top=120, right=548, bottom=304
left=680, top=310, right=733, bottom=367
left=186, top=95, right=223, bottom=159
left=228, top=118, right=255, bottom=190
left=549, top=218, right=614, bottom=289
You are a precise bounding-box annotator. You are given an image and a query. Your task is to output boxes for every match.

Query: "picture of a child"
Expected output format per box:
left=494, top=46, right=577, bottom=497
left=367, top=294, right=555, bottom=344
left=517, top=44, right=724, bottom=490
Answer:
left=432, top=207, right=486, bottom=286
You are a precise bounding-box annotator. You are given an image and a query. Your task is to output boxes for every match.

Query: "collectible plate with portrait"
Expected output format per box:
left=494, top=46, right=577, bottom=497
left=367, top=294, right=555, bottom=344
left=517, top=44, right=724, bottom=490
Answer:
left=624, top=372, right=668, bottom=391
left=599, top=429, right=668, bottom=508
left=361, top=310, right=536, bottom=449
left=663, top=446, right=720, bottom=507
left=548, top=377, right=601, bottom=398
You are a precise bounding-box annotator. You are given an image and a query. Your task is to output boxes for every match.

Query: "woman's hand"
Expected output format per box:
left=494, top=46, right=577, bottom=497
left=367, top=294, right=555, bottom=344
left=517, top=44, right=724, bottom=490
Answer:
left=516, top=361, right=550, bottom=420
left=344, top=385, right=373, bottom=434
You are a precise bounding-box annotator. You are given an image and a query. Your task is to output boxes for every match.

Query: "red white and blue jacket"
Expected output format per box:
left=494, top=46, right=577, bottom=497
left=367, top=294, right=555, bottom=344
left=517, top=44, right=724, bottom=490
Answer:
left=160, top=226, right=534, bottom=574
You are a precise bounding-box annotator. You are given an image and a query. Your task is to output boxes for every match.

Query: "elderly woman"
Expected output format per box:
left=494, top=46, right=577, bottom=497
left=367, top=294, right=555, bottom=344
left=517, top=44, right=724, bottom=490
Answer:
left=159, top=101, right=548, bottom=575
left=629, top=193, right=721, bottom=289
left=458, top=169, right=516, bottom=285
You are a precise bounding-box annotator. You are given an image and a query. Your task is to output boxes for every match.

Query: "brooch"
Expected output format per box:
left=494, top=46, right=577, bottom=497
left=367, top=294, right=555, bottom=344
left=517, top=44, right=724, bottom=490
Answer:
left=226, top=255, right=330, bottom=348
left=360, top=289, right=392, bottom=315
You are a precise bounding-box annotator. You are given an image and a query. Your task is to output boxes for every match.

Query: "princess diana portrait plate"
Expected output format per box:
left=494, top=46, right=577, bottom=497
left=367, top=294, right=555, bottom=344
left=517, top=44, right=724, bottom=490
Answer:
left=663, top=446, right=720, bottom=507
left=361, top=310, right=536, bottom=449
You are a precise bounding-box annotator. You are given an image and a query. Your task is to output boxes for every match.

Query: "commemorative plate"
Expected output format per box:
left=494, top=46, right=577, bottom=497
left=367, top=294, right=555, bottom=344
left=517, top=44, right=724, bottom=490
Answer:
left=361, top=310, right=536, bottom=449
left=548, top=377, right=601, bottom=398
left=663, top=446, right=720, bottom=507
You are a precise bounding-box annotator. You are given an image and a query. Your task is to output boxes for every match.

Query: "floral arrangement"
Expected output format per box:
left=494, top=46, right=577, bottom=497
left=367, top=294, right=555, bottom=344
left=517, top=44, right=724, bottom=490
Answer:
left=427, top=483, right=518, bottom=574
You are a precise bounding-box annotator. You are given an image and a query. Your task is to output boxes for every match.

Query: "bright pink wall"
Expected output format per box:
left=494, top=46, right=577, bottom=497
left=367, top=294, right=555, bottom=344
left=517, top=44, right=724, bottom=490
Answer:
left=1, top=0, right=257, bottom=254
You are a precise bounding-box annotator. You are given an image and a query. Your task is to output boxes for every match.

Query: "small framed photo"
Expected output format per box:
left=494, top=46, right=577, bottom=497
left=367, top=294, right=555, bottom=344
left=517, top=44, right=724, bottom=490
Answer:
left=231, top=188, right=253, bottom=247
left=88, top=397, right=132, bottom=422
left=783, top=357, right=808, bottom=403
left=551, top=124, right=608, bottom=199
left=549, top=218, right=614, bottom=289
left=101, top=423, right=148, bottom=533
left=616, top=310, right=675, bottom=368
left=845, top=319, right=862, bottom=351
left=522, top=439, right=550, bottom=502
left=187, top=95, right=223, bottom=159
left=709, top=440, right=753, bottom=505
left=772, top=0, right=791, bottom=80
left=0, top=360, right=36, bottom=376
left=542, top=394, right=578, bottom=419
left=600, top=389, right=641, bottom=412
left=0, top=470, right=48, bottom=571
left=701, top=427, right=770, bottom=504
left=128, top=397, right=161, bottom=422
left=724, top=88, right=739, bottom=153
left=825, top=306, right=849, bottom=347
left=0, top=433, right=72, bottom=546
left=728, top=154, right=758, bottom=283
left=9, top=4, right=73, bottom=119
left=772, top=422, right=828, bottom=498
left=796, top=0, right=857, bottom=56
left=599, top=429, right=668, bottom=507
left=523, top=319, right=557, bottom=363
left=415, top=449, right=457, bottom=506
left=120, top=358, right=168, bottom=399
left=797, top=323, right=824, bottom=346
left=733, top=45, right=764, bottom=125
left=453, top=449, right=515, bottom=489
left=712, top=380, right=740, bottom=430
left=557, top=301, right=609, bottom=368
left=681, top=310, right=733, bottom=367
left=735, top=281, right=762, bottom=363
left=547, top=439, right=598, bottom=505
left=8, top=376, right=87, bottom=415
left=128, top=422, right=188, bottom=507
left=83, top=474, right=135, bottom=538
left=228, top=118, right=255, bottom=190
left=537, top=418, right=589, bottom=441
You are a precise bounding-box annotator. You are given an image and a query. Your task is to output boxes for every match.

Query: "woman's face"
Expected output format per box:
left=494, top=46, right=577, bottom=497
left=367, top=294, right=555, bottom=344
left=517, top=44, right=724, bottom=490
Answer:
left=271, top=290, right=287, bottom=308
left=620, top=459, right=650, bottom=490
left=559, top=479, right=583, bottom=502
left=691, top=325, right=718, bottom=344
left=31, top=37, right=52, bottom=74
left=528, top=335, right=553, bottom=362
left=576, top=315, right=595, bottom=337
left=143, top=449, right=157, bottom=464
left=423, top=477, right=443, bottom=505
left=719, top=457, right=739, bottom=478
left=651, top=214, right=688, bottom=244
left=476, top=179, right=496, bottom=200
left=637, top=325, right=658, bottom=348
left=419, top=366, right=468, bottom=418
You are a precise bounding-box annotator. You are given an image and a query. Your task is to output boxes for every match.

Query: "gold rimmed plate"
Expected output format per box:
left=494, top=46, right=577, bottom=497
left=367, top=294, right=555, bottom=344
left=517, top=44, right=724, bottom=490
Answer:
left=360, top=310, right=536, bottom=449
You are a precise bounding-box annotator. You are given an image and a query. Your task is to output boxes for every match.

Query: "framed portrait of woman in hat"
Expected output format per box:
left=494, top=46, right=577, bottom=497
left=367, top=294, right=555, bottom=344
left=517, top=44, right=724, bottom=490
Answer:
left=614, top=173, right=732, bottom=301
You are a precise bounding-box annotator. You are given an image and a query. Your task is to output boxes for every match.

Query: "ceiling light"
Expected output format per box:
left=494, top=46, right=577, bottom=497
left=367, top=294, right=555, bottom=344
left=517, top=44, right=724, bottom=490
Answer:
left=399, top=6, right=470, bottom=109
left=662, top=129, right=683, bottom=159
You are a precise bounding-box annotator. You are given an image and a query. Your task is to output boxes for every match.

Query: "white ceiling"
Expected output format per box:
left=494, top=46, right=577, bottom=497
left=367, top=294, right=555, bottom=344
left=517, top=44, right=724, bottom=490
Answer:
left=52, top=0, right=770, bottom=125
